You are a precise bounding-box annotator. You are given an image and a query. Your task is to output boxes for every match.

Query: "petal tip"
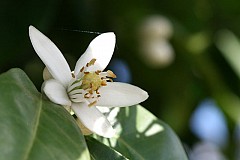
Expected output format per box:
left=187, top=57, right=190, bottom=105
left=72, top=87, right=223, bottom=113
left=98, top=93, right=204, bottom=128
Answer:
left=142, top=90, right=149, bottom=102
left=102, top=128, right=116, bottom=138
left=138, top=89, right=149, bottom=104
left=93, top=32, right=116, bottom=45
left=105, top=32, right=115, bottom=37
left=102, top=32, right=116, bottom=42
left=29, top=25, right=37, bottom=36
left=29, top=25, right=33, bottom=29
left=29, top=25, right=33, bottom=30
left=29, top=25, right=41, bottom=42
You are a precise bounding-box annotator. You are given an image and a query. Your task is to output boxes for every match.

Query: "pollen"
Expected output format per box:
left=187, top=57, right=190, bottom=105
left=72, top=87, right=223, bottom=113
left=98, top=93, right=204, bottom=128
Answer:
left=81, top=72, right=102, bottom=91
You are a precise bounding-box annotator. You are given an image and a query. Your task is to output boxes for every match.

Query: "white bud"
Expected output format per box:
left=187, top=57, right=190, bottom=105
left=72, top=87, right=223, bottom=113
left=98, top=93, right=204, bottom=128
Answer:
left=139, top=40, right=175, bottom=68
left=139, top=15, right=173, bottom=40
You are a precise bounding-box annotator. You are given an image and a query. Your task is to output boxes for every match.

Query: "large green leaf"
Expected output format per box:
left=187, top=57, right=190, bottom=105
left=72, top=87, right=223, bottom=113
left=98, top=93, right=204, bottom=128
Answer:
left=86, top=137, right=128, bottom=160
left=0, top=68, right=90, bottom=160
left=94, top=106, right=188, bottom=160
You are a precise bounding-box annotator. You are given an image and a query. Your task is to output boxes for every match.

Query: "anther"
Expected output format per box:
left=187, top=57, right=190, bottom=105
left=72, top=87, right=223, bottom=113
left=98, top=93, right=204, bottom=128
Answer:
left=95, top=70, right=101, bottom=75
left=89, top=58, right=96, bottom=66
left=80, top=67, right=85, bottom=72
left=107, top=70, right=117, bottom=78
left=86, top=58, right=96, bottom=67
left=71, top=73, right=76, bottom=78
left=96, top=89, right=100, bottom=94
left=101, top=81, right=107, bottom=86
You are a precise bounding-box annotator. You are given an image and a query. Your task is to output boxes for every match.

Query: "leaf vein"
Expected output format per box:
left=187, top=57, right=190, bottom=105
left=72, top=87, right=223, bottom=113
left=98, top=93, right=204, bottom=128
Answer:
left=117, top=137, right=145, bottom=160
left=22, top=95, right=43, bottom=160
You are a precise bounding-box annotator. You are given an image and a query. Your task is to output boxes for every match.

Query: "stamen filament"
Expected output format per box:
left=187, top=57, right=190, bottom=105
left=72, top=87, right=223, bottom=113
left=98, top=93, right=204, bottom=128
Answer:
left=68, top=89, right=83, bottom=96
left=88, top=100, right=97, bottom=107
left=68, top=81, right=83, bottom=93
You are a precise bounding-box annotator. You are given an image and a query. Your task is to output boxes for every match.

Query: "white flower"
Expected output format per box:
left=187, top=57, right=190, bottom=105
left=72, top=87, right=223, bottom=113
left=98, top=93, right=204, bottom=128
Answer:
left=29, top=25, right=149, bottom=138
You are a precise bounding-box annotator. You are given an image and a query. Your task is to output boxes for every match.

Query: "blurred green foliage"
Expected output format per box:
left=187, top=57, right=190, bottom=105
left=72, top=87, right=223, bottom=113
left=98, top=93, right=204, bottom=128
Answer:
left=2, top=0, right=240, bottom=158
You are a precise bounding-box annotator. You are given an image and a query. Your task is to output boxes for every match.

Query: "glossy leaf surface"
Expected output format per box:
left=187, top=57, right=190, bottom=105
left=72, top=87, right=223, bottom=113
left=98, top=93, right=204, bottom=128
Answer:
left=0, top=68, right=90, bottom=160
left=95, top=106, right=188, bottom=160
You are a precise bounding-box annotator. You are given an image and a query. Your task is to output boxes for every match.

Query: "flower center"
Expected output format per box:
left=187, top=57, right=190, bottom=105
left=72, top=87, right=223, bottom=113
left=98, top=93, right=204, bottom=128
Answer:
left=81, top=72, right=102, bottom=91
left=67, top=58, right=116, bottom=106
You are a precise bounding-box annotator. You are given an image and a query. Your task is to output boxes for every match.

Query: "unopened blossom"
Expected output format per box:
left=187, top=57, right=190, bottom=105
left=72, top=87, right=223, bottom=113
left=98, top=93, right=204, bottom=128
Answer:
left=29, top=25, right=148, bottom=138
left=138, top=15, right=175, bottom=68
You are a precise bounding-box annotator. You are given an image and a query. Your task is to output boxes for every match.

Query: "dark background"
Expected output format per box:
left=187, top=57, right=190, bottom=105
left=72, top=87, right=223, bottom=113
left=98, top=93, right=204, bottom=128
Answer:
left=1, top=0, right=240, bottom=159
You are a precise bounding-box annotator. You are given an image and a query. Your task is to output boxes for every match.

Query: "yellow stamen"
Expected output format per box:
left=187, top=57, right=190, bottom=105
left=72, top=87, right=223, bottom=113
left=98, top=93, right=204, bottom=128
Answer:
left=95, top=70, right=101, bottom=75
left=82, top=72, right=102, bottom=91
left=107, top=70, right=117, bottom=78
left=87, top=58, right=96, bottom=67
left=101, top=80, right=107, bottom=86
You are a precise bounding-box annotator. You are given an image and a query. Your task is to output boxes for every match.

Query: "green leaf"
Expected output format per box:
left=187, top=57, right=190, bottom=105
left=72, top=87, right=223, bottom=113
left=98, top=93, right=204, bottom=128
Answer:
left=94, top=106, right=188, bottom=160
left=0, top=68, right=90, bottom=160
left=86, top=137, right=128, bottom=160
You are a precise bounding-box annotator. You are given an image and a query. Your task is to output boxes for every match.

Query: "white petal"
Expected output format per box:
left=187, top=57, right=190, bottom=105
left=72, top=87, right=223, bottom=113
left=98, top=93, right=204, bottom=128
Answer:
left=97, top=82, right=149, bottom=107
left=74, top=32, right=116, bottom=77
left=42, top=79, right=71, bottom=106
left=76, top=119, right=93, bottom=135
left=29, top=26, right=72, bottom=87
left=43, top=67, right=53, bottom=80
left=71, top=103, right=115, bottom=138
